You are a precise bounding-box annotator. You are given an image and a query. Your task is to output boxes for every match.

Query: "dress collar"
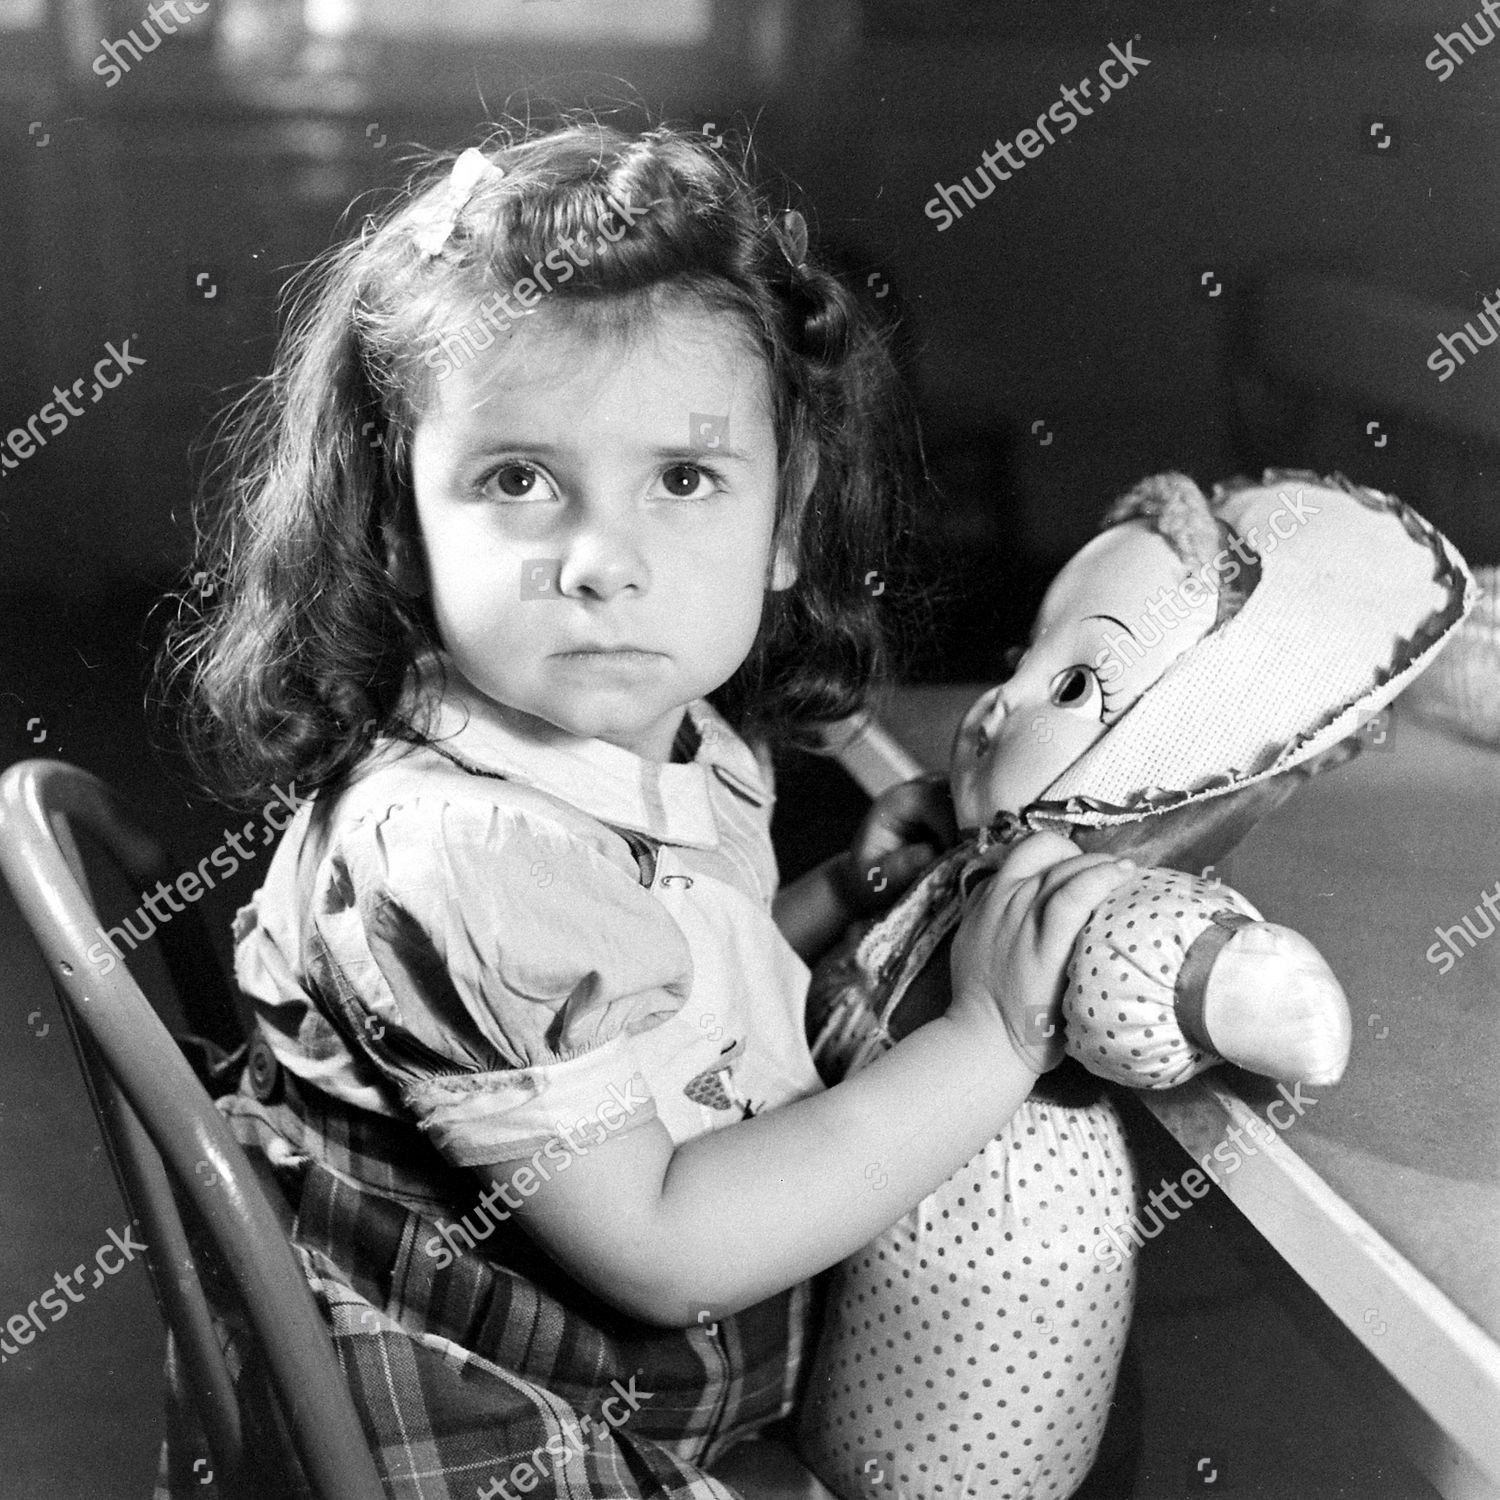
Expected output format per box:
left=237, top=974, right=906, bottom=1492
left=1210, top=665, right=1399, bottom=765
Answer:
left=395, top=651, right=769, bottom=849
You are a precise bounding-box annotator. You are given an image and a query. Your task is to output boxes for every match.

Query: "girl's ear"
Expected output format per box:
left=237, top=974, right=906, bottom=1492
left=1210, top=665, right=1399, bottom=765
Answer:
left=769, top=446, right=819, bottom=591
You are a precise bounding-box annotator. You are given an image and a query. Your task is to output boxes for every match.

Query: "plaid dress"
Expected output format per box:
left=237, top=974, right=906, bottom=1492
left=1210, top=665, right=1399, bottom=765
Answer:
left=156, top=658, right=825, bottom=1499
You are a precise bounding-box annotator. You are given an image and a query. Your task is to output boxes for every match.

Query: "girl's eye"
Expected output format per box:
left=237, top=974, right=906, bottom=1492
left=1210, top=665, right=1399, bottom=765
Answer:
left=486, top=462, right=553, bottom=500
left=659, top=463, right=718, bottom=500
left=1048, top=665, right=1104, bottom=715
left=996, top=644, right=1026, bottom=683
left=479, top=460, right=719, bottom=503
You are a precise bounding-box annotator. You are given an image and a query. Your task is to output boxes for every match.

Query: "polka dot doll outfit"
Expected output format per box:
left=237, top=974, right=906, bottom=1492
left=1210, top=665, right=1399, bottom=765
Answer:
left=797, top=840, right=1139, bottom=1500
left=1064, top=866, right=1263, bottom=1089
left=155, top=652, right=826, bottom=1500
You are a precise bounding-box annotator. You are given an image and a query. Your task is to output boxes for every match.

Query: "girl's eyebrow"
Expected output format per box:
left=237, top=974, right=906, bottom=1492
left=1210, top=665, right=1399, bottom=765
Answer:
left=458, top=439, right=753, bottom=463
left=653, top=444, right=752, bottom=463
left=457, top=439, right=562, bottom=459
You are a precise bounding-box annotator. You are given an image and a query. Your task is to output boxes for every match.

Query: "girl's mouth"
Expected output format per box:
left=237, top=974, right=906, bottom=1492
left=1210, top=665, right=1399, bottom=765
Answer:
left=557, top=649, right=664, bottom=667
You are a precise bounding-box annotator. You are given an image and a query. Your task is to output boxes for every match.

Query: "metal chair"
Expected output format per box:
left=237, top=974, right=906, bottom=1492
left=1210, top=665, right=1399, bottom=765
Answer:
left=814, top=712, right=926, bottom=798
left=0, top=759, right=386, bottom=1500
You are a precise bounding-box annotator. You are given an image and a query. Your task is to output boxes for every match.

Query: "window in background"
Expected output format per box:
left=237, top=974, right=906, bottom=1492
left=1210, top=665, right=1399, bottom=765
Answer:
left=58, top=0, right=803, bottom=112
left=0, top=0, right=45, bottom=28
left=301, top=0, right=711, bottom=45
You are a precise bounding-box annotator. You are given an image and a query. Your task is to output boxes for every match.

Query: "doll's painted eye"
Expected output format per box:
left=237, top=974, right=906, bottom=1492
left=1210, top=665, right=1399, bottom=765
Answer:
left=1048, top=665, right=1104, bottom=715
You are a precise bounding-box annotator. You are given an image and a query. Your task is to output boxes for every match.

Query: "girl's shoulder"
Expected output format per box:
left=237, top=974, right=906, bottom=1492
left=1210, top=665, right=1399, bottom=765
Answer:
left=316, top=735, right=640, bottom=878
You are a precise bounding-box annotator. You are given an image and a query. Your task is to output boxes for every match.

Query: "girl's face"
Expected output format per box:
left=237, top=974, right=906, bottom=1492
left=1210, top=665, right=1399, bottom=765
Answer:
left=407, top=294, right=798, bottom=761
left=949, top=521, right=1218, bottom=829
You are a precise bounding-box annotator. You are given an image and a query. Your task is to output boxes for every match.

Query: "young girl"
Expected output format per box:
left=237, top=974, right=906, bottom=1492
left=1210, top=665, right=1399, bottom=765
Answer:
left=155, top=118, right=1136, bottom=1500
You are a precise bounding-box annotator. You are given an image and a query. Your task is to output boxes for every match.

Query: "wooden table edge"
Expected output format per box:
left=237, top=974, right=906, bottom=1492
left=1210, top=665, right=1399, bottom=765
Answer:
left=1140, top=1076, right=1500, bottom=1497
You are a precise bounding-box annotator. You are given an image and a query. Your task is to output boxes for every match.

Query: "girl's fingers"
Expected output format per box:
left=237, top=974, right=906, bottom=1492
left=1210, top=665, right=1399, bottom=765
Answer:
left=962, top=833, right=1093, bottom=909
left=872, top=775, right=958, bottom=848
left=1029, top=857, right=1139, bottom=944
left=986, top=830, right=1083, bottom=886
left=907, top=773, right=959, bottom=848
left=963, top=843, right=1136, bottom=947
left=1031, top=850, right=1136, bottom=904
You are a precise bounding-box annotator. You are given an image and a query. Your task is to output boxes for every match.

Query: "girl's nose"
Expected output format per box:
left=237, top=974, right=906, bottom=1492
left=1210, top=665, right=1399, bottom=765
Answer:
left=558, top=515, right=648, bottom=601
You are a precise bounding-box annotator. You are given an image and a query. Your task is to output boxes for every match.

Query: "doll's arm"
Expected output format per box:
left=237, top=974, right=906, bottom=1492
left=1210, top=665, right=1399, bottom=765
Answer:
left=1061, top=865, right=1351, bottom=1089
left=1055, top=755, right=1357, bottom=1090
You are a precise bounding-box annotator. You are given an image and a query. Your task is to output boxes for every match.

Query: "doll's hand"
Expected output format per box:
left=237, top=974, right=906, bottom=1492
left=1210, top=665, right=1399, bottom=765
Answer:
left=949, top=832, right=1138, bottom=1073
left=832, top=773, right=959, bottom=918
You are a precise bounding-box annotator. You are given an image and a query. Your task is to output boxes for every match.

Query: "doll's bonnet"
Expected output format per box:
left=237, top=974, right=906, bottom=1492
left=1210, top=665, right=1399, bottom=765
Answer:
left=1027, top=469, right=1477, bottom=829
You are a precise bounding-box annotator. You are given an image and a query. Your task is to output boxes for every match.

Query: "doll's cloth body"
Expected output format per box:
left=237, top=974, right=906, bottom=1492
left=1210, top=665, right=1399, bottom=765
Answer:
left=797, top=1084, right=1135, bottom=1500
left=797, top=848, right=1133, bottom=1500
left=797, top=846, right=1262, bottom=1497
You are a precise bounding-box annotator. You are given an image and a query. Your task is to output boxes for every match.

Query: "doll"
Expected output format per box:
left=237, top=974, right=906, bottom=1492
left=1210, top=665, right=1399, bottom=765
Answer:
left=796, top=470, right=1476, bottom=1500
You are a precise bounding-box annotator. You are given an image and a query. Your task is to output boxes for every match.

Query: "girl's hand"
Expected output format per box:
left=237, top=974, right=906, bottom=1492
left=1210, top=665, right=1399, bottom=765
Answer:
left=832, top=772, right=959, bottom=918
left=949, top=831, right=1138, bottom=1073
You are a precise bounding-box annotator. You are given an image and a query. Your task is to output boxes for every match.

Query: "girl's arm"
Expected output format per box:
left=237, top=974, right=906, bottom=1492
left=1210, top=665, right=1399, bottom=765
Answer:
left=772, top=773, right=959, bottom=964
left=477, top=834, right=1135, bottom=1326
left=770, top=853, right=862, bottom=964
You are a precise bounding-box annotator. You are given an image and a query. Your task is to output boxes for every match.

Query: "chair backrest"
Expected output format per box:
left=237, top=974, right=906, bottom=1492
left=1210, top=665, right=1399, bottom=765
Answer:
left=815, top=711, right=924, bottom=798
left=0, top=759, right=385, bottom=1500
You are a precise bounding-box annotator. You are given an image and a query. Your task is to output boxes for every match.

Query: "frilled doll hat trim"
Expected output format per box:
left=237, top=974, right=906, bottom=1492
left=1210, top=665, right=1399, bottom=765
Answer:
left=1014, top=469, right=1477, bottom=832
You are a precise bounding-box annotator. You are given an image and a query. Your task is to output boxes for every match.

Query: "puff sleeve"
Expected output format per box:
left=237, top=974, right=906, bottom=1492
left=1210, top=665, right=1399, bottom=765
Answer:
left=307, top=795, right=694, bottom=1166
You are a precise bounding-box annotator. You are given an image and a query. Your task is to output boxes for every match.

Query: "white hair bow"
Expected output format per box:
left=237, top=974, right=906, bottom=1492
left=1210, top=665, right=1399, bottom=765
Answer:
left=410, top=147, right=507, bottom=260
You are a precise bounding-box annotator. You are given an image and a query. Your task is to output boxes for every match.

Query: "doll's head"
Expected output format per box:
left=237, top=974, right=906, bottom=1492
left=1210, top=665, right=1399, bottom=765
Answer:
left=950, top=474, right=1257, bottom=831
left=161, top=117, right=927, bottom=806
left=949, top=469, right=1475, bottom=838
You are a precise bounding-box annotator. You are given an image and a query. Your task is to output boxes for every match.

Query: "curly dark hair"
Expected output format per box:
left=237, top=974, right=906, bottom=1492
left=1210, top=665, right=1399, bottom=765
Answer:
left=154, top=114, right=934, bottom=808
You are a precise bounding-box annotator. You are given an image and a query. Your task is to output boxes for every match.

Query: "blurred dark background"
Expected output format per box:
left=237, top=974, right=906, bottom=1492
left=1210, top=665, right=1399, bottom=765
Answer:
left=5, top=0, right=1500, bottom=861
left=1, top=0, right=1493, bottom=1493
